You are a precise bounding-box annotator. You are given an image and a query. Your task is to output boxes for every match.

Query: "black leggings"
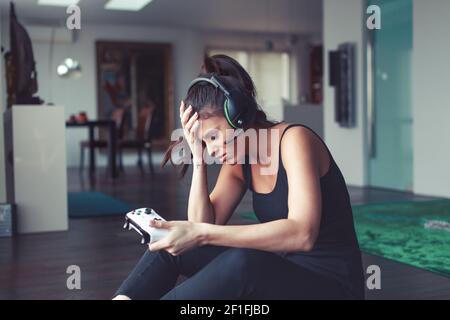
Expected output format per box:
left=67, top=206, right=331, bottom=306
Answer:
left=114, top=246, right=352, bottom=300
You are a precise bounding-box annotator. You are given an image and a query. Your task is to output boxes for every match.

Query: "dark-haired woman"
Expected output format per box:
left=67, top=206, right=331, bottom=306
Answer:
left=113, top=55, right=365, bottom=300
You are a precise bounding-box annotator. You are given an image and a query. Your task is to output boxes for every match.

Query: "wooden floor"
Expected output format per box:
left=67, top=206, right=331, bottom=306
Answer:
left=1, top=162, right=449, bottom=300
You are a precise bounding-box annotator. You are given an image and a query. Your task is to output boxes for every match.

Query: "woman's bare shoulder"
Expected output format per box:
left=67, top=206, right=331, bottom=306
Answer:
left=279, top=124, right=330, bottom=177
left=275, top=123, right=314, bottom=148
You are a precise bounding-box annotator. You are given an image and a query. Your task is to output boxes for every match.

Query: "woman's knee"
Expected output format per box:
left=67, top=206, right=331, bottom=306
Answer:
left=223, top=248, right=266, bottom=261
left=160, top=249, right=267, bottom=300
left=218, top=248, right=267, bottom=276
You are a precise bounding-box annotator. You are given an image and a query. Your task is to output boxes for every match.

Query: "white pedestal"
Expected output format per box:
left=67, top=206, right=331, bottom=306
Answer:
left=4, top=105, right=68, bottom=234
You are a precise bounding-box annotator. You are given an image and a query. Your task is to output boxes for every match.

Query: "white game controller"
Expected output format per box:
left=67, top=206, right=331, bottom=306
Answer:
left=123, top=208, right=169, bottom=244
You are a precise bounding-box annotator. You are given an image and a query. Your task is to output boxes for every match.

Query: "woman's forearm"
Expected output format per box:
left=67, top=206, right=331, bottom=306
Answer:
left=187, top=163, right=215, bottom=223
left=199, top=219, right=315, bottom=253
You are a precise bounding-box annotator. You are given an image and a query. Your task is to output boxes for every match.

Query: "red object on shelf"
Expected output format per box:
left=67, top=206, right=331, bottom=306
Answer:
left=76, top=112, right=88, bottom=122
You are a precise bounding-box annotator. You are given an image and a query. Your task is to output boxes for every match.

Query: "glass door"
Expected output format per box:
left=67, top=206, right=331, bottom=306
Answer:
left=367, top=0, right=413, bottom=191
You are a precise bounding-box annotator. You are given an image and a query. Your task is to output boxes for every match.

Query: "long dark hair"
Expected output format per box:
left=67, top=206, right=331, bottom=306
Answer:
left=162, top=54, right=278, bottom=177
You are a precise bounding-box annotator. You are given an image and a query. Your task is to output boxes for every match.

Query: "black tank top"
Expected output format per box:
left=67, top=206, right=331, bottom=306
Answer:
left=242, top=124, right=365, bottom=299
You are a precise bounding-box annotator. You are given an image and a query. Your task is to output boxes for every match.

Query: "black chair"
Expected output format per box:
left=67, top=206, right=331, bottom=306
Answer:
left=79, top=108, right=128, bottom=174
left=118, top=106, right=155, bottom=176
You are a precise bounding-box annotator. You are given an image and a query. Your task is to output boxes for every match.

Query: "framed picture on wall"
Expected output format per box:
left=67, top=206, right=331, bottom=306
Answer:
left=95, top=41, right=174, bottom=147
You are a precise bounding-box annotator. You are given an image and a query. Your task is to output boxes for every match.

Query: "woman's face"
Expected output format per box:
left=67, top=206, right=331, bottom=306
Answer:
left=198, top=115, right=245, bottom=165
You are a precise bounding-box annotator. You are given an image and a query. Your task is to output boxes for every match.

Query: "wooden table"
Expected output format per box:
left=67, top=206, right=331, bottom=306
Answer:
left=66, top=120, right=118, bottom=179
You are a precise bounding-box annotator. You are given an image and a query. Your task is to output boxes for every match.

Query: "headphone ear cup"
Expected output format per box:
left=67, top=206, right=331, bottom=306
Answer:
left=224, top=91, right=258, bottom=129
left=224, top=97, right=240, bottom=129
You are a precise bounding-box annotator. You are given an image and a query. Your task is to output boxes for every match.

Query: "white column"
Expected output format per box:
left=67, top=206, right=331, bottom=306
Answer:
left=4, top=105, right=68, bottom=233
left=412, top=0, right=450, bottom=197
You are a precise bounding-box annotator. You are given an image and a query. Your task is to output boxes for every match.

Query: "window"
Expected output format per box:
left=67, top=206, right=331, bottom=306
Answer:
left=208, top=49, right=290, bottom=121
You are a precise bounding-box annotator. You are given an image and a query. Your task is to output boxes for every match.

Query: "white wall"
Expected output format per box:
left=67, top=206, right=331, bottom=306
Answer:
left=412, top=0, right=450, bottom=198
left=323, top=0, right=366, bottom=186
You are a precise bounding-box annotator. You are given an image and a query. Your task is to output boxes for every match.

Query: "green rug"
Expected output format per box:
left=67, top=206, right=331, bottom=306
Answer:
left=240, top=199, right=450, bottom=277
left=68, top=192, right=134, bottom=218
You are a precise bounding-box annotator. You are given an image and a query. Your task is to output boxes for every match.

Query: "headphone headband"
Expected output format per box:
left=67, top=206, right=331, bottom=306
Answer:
left=187, top=74, right=256, bottom=130
left=188, top=75, right=230, bottom=96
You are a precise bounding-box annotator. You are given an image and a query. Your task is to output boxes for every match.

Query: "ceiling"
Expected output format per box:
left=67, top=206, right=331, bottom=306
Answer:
left=0, top=0, right=322, bottom=35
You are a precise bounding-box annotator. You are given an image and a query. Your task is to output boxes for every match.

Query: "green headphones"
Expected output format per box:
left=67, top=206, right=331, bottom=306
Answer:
left=188, top=74, right=257, bottom=130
